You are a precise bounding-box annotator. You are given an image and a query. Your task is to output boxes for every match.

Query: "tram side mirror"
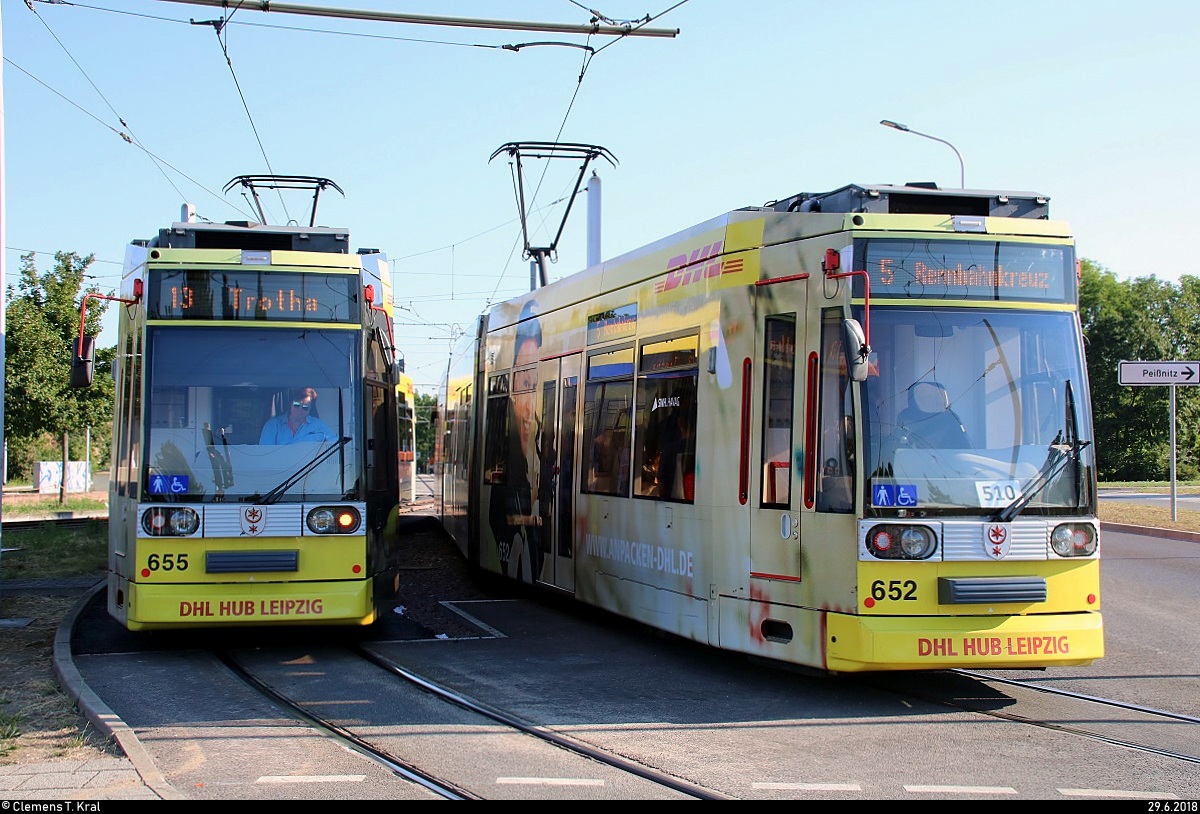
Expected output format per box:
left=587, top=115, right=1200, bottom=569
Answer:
left=69, top=335, right=96, bottom=389
left=842, top=319, right=870, bottom=383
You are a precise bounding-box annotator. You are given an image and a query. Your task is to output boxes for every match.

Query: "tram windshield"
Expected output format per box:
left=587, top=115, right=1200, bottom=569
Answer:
left=141, top=327, right=360, bottom=503
left=860, top=307, right=1095, bottom=516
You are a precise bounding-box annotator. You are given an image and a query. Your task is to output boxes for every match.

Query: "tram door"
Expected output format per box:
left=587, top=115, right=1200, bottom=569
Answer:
left=749, top=280, right=808, bottom=588
left=535, top=354, right=580, bottom=591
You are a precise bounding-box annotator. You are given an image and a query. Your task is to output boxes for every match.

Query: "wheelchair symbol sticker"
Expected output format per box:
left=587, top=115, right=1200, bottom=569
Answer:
left=149, top=475, right=189, bottom=495
left=872, top=483, right=917, bottom=507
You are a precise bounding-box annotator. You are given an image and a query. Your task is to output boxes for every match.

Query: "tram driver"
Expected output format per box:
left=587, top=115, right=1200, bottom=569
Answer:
left=259, top=386, right=337, bottom=444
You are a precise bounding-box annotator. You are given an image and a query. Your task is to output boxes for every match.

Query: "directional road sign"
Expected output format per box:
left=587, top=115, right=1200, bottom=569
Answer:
left=1118, top=360, right=1200, bottom=386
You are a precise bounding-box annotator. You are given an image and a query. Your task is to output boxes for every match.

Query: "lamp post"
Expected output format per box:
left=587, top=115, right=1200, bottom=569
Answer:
left=880, top=119, right=965, bottom=188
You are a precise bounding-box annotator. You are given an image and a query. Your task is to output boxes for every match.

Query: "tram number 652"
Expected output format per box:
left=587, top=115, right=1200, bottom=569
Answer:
left=146, top=553, right=189, bottom=572
left=871, top=579, right=917, bottom=601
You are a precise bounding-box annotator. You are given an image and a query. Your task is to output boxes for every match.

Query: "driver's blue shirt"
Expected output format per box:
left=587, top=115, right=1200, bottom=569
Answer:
left=259, top=414, right=337, bottom=445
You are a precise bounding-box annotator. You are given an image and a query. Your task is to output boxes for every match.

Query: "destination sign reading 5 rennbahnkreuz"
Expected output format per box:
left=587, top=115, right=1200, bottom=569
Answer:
left=1118, top=360, right=1200, bottom=386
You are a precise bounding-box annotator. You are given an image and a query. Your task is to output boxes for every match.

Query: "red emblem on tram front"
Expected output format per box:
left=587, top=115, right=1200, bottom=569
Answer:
left=984, top=523, right=1010, bottom=560
left=241, top=506, right=265, bottom=536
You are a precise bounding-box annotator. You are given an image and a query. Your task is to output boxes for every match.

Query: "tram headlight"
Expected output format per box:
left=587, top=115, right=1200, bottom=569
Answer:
left=306, top=506, right=361, bottom=535
left=140, top=507, right=200, bottom=537
left=1050, top=522, right=1097, bottom=557
left=865, top=523, right=937, bottom=560
left=899, top=526, right=935, bottom=557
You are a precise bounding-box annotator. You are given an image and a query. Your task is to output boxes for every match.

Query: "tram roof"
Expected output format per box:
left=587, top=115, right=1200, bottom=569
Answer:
left=766, top=183, right=1050, bottom=219
left=142, top=220, right=352, bottom=254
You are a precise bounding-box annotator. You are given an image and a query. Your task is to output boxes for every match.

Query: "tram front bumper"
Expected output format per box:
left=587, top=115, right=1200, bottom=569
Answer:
left=825, top=611, right=1104, bottom=672
left=121, top=578, right=375, bottom=630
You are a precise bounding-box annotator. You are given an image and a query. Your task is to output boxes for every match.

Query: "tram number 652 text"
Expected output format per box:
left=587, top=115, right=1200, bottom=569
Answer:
left=871, top=579, right=917, bottom=601
left=146, top=553, right=189, bottom=572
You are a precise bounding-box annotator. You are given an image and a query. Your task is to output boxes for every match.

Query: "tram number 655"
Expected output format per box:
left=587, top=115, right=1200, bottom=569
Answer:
left=871, top=579, right=917, bottom=601
left=147, top=553, right=189, bottom=572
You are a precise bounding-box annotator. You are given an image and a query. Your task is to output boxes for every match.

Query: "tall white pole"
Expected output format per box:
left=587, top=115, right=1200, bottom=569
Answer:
left=1171, top=386, right=1178, bottom=522
left=587, top=171, right=601, bottom=268
left=1, top=3, right=7, bottom=531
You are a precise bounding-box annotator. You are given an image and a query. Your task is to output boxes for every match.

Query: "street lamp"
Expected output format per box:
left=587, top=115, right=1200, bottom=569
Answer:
left=880, top=119, right=965, bottom=189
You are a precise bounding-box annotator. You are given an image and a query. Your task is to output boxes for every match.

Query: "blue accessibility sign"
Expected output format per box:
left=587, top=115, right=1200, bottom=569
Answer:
left=872, top=483, right=917, bottom=507
left=148, top=474, right=189, bottom=495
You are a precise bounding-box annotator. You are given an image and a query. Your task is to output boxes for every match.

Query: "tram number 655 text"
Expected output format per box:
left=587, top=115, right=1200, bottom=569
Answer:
left=871, top=579, right=917, bottom=601
left=147, top=553, right=189, bottom=572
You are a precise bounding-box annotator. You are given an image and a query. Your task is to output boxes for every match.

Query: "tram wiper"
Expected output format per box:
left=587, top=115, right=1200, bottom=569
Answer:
left=242, top=437, right=351, bottom=505
left=995, top=379, right=1091, bottom=523
left=203, top=423, right=234, bottom=499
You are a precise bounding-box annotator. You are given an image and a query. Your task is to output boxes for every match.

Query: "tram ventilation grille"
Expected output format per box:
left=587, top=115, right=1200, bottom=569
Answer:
left=938, top=576, right=1047, bottom=605
left=207, top=550, right=299, bottom=573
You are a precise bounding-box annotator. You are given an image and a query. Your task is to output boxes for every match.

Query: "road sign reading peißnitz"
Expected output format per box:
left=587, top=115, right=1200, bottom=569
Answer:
left=1118, top=360, right=1200, bottom=386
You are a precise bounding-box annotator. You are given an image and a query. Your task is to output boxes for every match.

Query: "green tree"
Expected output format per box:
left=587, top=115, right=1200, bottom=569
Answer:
left=5, top=251, right=115, bottom=496
left=1080, top=260, right=1200, bottom=480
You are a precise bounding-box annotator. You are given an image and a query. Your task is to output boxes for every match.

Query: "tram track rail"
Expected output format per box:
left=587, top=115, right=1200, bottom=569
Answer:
left=951, top=669, right=1200, bottom=764
left=353, top=643, right=729, bottom=800
left=216, top=642, right=726, bottom=800
left=858, top=668, right=1200, bottom=767
left=956, top=669, right=1200, bottom=726
left=217, top=650, right=474, bottom=800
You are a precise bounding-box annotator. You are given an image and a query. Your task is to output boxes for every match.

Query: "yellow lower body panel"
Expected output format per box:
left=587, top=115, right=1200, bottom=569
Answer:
left=122, top=577, right=376, bottom=630
left=825, top=611, right=1103, bottom=672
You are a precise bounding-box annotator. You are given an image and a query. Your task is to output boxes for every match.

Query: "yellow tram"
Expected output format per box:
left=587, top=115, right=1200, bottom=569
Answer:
left=72, top=176, right=405, bottom=630
left=437, top=182, right=1102, bottom=672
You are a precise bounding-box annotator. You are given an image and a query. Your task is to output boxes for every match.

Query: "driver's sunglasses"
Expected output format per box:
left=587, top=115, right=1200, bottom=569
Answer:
left=291, top=401, right=312, bottom=411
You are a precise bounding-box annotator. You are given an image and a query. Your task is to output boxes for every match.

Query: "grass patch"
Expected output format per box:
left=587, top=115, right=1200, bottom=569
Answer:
left=1, top=520, right=107, bottom=580
left=3, top=496, right=107, bottom=517
left=0, top=708, right=21, bottom=741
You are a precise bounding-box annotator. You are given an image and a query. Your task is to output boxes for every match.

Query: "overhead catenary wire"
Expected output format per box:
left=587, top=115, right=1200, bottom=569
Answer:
left=14, top=0, right=692, bottom=396
left=149, top=0, right=680, bottom=38
left=21, top=0, right=193, bottom=206
left=20, top=0, right=687, bottom=256
left=482, top=1, right=689, bottom=298
left=198, top=5, right=290, bottom=223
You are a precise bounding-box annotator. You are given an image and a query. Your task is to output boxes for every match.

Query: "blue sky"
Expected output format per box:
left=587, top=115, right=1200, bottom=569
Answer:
left=4, top=0, right=1199, bottom=393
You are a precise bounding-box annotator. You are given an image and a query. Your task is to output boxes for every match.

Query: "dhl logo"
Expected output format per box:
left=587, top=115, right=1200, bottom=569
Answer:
left=655, top=241, right=744, bottom=293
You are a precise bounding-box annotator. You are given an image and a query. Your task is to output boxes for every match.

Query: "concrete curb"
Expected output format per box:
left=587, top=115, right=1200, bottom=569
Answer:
left=54, top=582, right=186, bottom=800
left=1100, top=521, right=1200, bottom=544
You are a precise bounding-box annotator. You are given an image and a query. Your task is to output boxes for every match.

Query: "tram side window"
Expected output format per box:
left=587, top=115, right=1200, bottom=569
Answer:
left=482, top=376, right=509, bottom=488
left=761, top=317, right=796, bottom=507
left=816, top=313, right=855, bottom=513
left=633, top=334, right=699, bottom=502
left=454, top=385, right=472, bottom=481
left=367, top=382, right=395, bottom=493
left=398, top=398, right=415, bottom=458
left=583, top=345, right=634, bottom=497
left=115, top=324, right=140, bottom=499
left=125, top=322, right=144, bottom=501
